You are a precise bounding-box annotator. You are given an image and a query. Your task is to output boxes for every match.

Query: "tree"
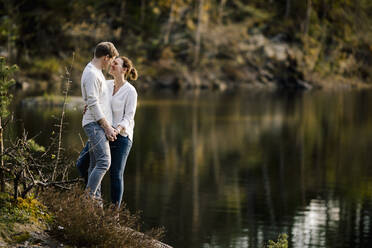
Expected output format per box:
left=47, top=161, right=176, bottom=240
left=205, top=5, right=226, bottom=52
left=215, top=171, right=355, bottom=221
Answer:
left=304, top=0, right=312, bottom=36
left=194, top=0, right=205, bottom=65
left=0, top=57, right=17, bottom=192
left=285, top=0, right=291, bottom=18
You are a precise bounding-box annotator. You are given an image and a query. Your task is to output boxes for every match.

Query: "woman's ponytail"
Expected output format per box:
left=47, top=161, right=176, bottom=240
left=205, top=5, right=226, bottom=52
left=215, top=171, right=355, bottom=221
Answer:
left=121, top=56, right=138, bottom=81
left=129, top=68, right=138, bottom=81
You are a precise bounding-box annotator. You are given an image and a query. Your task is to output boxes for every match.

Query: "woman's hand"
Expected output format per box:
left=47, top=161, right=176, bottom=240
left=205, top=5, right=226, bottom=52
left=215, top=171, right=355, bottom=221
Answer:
left=116, top=125, right=124, bottom=134
left=83, top=105, right=88, bottom=115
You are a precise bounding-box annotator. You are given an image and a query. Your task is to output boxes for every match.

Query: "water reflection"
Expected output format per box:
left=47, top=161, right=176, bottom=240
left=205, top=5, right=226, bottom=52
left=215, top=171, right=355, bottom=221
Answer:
left=12, top=90, right=372, bottom=247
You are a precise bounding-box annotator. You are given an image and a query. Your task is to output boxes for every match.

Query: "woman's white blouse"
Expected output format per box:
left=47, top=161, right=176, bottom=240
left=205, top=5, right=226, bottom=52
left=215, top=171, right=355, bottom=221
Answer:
left=108, top=80, right=137, bottom=141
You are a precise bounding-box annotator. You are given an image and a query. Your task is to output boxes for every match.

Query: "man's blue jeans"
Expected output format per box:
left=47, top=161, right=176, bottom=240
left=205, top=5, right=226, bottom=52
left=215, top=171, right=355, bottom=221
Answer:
left=83, top=122, right=111, bottom=199
left=109, top=135, right=132, bottom=207
left=76, top=142, right=90, bottom=184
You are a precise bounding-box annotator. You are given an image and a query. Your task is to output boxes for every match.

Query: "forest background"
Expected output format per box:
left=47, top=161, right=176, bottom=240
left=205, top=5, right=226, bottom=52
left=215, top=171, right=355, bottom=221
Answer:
left=1, top=0, right=372, bottom=92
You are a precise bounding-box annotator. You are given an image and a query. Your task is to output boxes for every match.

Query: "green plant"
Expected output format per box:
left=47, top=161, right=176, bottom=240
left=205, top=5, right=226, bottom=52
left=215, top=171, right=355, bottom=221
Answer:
left=28, top=57, right=61, bottom=79
left=0, top=193, right=50, bottom=225
left=0, top=57, right=17, bottom=193
left=265, top=234, right=288, bottom=248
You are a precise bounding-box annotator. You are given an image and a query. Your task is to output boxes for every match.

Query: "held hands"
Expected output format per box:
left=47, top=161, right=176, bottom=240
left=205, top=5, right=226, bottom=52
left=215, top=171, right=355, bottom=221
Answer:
left=107, top=126, right=124, bottom=142
left=104, top=126, right=117, bottom=142
left=98, top=119, right=117, bottom=142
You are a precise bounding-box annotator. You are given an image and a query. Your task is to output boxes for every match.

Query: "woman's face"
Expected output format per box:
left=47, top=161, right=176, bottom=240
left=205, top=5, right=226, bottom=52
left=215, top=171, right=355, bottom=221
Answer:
left=109, top=57, right=127, bottom=77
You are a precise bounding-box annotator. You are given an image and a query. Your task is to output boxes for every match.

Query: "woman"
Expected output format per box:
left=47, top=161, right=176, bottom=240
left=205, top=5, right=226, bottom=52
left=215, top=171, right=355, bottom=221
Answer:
left=108, top=56, right=138, bottom=207
left=77, top=56, right=138, bottom=208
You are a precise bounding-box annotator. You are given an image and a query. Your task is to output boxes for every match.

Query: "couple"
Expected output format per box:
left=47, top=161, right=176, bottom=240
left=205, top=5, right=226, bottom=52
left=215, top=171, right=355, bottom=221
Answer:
left=76, top=42, right=137, bottom=208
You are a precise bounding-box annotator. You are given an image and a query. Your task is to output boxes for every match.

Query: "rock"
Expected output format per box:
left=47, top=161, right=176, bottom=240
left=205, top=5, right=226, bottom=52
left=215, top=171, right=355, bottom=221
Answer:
left=156, top=75, right=180, bottom=90
left=297, top=80, right=313, bottom=90
left=238, top=42, right=257, bottom=52
left=249, top=34, right=267, bottom=47
left=11, top=81, right=30, bottom=91
left=264, top=44, right=288, bottom=61
left=271, top=33, right=287, bottom=43
left=273, top=44, right=288, bottom=61
left=21, top=96, right=85, bottom=110
left=212, top=80, right=228, bottom=91
left=260, top=69, right=274, bottom=81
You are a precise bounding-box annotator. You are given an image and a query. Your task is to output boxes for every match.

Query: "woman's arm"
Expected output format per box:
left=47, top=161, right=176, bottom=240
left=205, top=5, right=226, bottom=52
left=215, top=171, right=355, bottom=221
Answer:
left=117, top=89, right=137, bottom=133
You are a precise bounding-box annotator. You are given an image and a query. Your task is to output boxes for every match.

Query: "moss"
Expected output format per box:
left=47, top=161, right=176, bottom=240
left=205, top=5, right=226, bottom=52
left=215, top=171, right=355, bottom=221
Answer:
left=1, top=192, right=51, bottom=226
left=12, top=232, right=31, bottom=243
left=0, top=193, right=52, bottom=245
left=16, top=195, right=52, bottom=223
left=27, top=139, right=46, bottom=153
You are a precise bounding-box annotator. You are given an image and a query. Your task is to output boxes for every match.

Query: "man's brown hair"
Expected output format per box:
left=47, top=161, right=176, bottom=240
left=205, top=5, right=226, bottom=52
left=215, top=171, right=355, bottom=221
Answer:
left=94, top=42, right=119, bottom=58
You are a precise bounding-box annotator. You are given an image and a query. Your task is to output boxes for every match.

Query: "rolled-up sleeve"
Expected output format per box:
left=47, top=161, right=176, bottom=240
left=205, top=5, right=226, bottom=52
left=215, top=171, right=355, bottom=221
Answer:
left=84, top=75, right=105, bottom=121
left=118, top=89, right=137, bottom=131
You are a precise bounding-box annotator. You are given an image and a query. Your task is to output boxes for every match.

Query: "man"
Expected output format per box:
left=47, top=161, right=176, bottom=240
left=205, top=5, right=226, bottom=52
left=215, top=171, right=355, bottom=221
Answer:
left=81, top=41, right=119, bottom=200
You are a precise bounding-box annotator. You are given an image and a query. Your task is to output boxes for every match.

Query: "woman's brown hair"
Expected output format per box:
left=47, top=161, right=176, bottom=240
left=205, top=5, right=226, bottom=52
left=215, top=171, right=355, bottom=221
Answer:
left=121, top=56, right=138, bottom=81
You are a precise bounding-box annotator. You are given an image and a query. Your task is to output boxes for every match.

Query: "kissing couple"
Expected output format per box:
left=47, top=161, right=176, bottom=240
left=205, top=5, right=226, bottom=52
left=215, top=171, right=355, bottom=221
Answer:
left=77, top=41, right=138, bottom=208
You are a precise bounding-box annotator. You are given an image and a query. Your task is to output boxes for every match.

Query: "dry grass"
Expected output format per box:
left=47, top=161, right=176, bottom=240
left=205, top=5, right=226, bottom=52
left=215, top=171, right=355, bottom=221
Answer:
left=40, top=185, right=164, bottom=248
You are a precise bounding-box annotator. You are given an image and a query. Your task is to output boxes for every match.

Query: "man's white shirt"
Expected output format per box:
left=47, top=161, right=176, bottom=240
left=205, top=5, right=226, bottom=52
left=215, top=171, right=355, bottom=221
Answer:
left=81, top=62, right=113, bottom=127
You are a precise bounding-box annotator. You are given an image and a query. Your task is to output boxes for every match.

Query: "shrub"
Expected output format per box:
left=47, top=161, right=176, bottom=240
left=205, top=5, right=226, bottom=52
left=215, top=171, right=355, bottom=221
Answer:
left=28, top=57, right=61, bottom=79
left=40, top=186, right=164, bottom=248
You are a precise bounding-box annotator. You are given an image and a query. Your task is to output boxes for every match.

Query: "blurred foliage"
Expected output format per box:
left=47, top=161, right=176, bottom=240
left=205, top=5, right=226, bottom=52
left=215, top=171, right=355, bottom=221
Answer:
left=0, top=0, right=371, bottom=89
left=0, top=57, right=17, bottom=118
left=28, top=57, right=61, bottom=79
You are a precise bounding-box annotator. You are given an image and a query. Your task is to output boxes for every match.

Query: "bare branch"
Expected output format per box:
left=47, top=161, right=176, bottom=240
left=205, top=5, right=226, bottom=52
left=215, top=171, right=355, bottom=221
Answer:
left=52, top=53, right=75, bottom=180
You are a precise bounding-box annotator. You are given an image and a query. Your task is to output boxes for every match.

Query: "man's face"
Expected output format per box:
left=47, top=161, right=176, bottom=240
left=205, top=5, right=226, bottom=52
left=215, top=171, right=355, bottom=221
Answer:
left=102, top=55, right=114, bottom=70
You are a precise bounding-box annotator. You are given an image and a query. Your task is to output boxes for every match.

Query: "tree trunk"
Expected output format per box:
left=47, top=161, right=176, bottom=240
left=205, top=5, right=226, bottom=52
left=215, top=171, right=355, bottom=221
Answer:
left=218, top=0, right=227, bottom=23
left=321, top=0, right=327, bottom=20
left=119, top=1, right=127, bottom=42
left=194, top=0, right=205, bottom=65
left=164, top=0, right=176, bottom=44
left=140, top=0, right=146, bottom=26
left=304, top=0, right=312, bottom=35
left=0, top=117, right=4, bottom=192
left=4, top=1, right=14, bottom=61
left=285, top=0, right=291, bottom=18
left=13, top=172, right=21, bottom=200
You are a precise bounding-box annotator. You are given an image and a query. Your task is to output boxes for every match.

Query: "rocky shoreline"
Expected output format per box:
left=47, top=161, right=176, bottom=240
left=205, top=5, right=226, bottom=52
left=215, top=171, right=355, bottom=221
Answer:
left=136, top=31, right=371, bottom=91
left=13, top=32, right=371, bottom=94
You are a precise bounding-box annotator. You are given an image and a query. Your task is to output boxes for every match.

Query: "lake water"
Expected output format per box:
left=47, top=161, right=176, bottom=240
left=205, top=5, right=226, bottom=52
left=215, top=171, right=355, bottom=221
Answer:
left=13, top=89, right=372, bottom=247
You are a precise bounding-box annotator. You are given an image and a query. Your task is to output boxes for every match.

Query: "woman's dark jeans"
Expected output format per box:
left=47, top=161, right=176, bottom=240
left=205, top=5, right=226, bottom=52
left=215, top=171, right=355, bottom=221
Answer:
left=76, top=135, right=132, bottom=207
left=109, top=135, right=132, bottom=207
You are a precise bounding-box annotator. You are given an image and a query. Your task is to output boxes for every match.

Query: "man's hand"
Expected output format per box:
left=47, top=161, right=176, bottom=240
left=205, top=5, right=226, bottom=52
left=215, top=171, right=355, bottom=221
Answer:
left=98, top=118, right=117, bottom=142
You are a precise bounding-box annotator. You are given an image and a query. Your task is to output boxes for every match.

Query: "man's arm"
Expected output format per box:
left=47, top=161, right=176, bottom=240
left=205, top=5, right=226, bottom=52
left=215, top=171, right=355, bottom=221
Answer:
left=84, top=75, right=105, bottom=121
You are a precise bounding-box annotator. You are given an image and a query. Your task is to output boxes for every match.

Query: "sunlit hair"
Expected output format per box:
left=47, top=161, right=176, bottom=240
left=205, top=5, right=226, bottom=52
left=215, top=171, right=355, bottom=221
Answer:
left=120, top=56, right=138, bottom=81
left=94, top=42, right=119, bottom=58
